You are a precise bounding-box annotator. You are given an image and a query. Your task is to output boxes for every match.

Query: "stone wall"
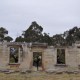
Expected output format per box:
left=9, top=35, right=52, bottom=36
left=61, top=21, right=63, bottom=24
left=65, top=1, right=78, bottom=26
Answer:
left=0, top=42, right=80, bottom=72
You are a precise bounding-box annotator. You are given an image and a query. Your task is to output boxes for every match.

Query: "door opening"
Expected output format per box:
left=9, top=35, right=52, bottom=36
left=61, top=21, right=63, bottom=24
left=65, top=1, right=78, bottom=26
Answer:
left=33, top=52, right=42, bottom=71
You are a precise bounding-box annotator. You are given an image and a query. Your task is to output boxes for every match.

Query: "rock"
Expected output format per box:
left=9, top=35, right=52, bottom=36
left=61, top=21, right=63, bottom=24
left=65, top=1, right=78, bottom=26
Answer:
left=55, top=72, right=63, bottom=74
left=20, top=69, right=27, bottom=74
left=0, top=69, right=9, bottom=72
left=26, top=70, right=32, bottom=73
left=73, top=71, right=79, bottom=74
left=4, top=72, right=11, bottom=74
left=45, top=69, right=56, bottom=73
left=9, top=70, right=15, bottom=73
left=65, top=71, right=74, bottom=74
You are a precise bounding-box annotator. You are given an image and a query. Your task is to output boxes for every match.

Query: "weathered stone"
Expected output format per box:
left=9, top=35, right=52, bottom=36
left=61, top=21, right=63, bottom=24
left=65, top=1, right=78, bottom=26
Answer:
left=0, top=42, right=79, bottom=73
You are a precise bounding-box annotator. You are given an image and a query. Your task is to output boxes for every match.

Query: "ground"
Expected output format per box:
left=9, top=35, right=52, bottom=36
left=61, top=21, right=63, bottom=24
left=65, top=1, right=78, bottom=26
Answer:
left=0, top=71, right=80, bottom=80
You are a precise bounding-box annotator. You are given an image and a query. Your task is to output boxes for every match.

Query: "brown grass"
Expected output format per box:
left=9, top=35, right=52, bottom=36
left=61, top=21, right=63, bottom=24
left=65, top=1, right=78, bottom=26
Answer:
left=0, top=72, right=80, bottom=80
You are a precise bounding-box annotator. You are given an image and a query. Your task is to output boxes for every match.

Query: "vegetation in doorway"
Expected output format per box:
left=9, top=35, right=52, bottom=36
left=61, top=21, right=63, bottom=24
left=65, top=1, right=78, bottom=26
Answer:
left=9, top=47, right=19, bottom=63
left=57, top=49, right=65, bottom=64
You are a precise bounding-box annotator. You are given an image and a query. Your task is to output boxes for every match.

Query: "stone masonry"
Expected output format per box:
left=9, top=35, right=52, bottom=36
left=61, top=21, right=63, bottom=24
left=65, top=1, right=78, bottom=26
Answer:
left=0, top=41, right=80, bottom=72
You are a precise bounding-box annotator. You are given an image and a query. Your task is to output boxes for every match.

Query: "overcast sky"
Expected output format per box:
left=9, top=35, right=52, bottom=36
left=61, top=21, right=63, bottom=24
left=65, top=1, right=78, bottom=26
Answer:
left=0, top=0, right=80, bottom=39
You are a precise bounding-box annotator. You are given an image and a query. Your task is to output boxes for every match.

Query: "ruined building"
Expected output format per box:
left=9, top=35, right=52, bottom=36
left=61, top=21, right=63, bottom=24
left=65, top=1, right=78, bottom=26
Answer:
left=0, top=41, right=80, bottom=72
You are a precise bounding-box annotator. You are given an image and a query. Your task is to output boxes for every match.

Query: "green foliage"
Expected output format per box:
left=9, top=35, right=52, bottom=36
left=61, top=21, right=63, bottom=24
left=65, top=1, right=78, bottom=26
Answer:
left=4, top=36, right=13, bottom=42
left=52, top=34, right=65, bottom=46
left=15, top=21, right=80, bottom=46
left=64, top=26, right=80, bottom=45
left=15, top=21, right=53, bottom=45
left=15, top=36, right=24, bottom=42
left=42, top=33, right=53, bottom=45
left=0, top=27, right=8, bottom=35
left=57, top=49, right=65, bottom=64
left=22, top=21, right=43, bottom=42
left=10, top=47, right=18, bottom=63
left=0, top=27, right=13, bottom=42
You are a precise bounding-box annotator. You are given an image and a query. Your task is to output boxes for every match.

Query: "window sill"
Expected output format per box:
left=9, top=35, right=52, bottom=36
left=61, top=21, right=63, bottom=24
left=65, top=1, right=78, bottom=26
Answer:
left=8, top=63, right=20, bottom=65
left=55, top=64, right=67, bottom=67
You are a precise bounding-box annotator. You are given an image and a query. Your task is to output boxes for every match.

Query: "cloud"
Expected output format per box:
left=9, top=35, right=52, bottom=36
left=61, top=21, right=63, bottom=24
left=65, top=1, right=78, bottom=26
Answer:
left=0, top=0, right=80, bottom=39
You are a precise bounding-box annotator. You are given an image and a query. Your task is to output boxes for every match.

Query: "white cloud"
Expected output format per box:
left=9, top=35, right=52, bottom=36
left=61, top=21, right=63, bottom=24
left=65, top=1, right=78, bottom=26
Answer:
left=0, top=0, right=80, bottom=39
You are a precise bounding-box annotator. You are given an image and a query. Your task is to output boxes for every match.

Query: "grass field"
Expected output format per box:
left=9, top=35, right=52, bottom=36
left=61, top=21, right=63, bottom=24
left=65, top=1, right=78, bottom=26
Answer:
left=0, top=72, right=80, bottom=80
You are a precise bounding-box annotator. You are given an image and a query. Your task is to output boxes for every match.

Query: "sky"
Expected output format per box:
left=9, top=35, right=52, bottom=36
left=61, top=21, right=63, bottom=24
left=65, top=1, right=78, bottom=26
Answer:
left=0, top=0, right=80, bottom=39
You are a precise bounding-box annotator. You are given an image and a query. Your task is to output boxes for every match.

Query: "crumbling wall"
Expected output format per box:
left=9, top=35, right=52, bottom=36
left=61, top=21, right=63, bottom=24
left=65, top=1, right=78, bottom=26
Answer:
left=19, top=44, right=32, bottom=71
left=0, top=42, right=9, bottom=70
left=43, top=46, right=79, bottom=72
left=0, top=42, right=80, bottom=72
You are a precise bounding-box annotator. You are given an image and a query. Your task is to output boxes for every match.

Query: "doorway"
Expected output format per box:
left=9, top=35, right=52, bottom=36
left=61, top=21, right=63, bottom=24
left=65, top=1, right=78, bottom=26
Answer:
left=33, top=52, right=42, bottom=71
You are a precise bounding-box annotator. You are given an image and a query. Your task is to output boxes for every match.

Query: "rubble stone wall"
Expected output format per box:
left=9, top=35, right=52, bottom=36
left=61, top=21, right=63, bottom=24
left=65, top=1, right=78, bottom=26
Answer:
left=0, top=42, right=80, bottom=72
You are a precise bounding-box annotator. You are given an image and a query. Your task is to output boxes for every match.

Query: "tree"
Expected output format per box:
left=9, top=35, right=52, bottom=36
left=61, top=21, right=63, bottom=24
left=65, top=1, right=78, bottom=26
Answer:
left=15, top=21, right=53, bottom=45
left=4, top=36, right=13, bottom=42
left=0, top=27, right=8, bottom=41
left=15, top=36, right=24, bottom=42
left=42, top=33, right=53, bottom=45
left=0, top=27, right=13, bottom=42
left=64, top=26, right=80, bottom=45
left=10, top=47, right=18, bottom=63
left=22, top=21, right=43, bottom=42
left=15, top=21, right=80, bottom=46
left=52, top=34, right=65, bottom=46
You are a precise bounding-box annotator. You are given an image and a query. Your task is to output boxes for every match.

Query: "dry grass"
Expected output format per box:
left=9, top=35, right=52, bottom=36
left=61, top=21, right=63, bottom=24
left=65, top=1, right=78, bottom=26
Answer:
left=0, top=72, right=80, bottom=80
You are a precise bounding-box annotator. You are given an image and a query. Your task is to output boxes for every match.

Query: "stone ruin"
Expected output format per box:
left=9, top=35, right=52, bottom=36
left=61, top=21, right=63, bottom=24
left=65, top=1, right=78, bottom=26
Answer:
left=0, top=41, right=80, bottom=73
